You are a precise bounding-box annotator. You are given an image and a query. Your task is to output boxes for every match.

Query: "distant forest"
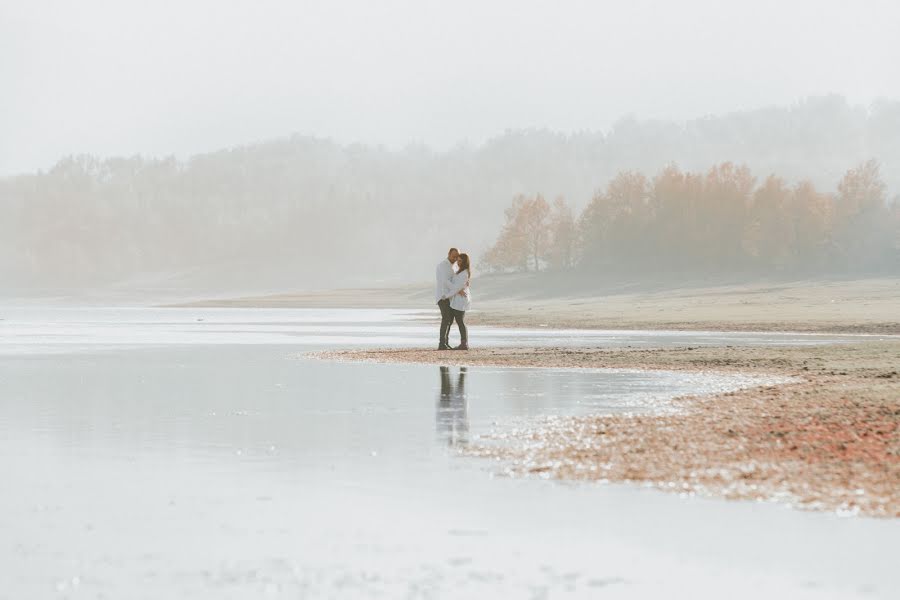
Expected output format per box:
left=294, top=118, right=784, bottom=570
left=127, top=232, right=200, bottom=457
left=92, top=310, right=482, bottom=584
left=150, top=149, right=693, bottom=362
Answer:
left=484, top=161, right=899, bottom=277
left=1, top=96, right=898, bottom=292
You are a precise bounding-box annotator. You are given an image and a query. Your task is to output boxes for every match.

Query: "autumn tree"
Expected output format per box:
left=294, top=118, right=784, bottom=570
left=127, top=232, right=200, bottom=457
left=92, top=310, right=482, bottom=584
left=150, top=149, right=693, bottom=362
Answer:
left=832, top=160, right=891, bottom=269
left=789, top=180, right=832, bottom=271
left=521, top=195, right=551, bottom=271
left=579, top=171, right=649, bottom=271
left=649, top=165, right=705, bottom=268
left=701, top=163, right=755, bottom=270
left=890, top=199, right=900, bottom=271
left=743, top=175, right=795, bottom=269
left=547, top=196, right=576, bottom=269
left=565, top=161, right=896, bottom=277
left=483, top=194, right=552, bottom=272
left=483, top=196, right=528, bottom=272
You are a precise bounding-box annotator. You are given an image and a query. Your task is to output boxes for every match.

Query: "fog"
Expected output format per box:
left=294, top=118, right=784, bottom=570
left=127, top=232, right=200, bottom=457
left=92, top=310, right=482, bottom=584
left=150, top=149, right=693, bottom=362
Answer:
left=2, top=0, right=899, bottom=297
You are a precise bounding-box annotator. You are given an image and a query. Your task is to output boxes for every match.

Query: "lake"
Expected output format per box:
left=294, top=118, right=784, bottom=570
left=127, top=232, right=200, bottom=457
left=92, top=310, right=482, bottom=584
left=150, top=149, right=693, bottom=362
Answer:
left=1, top=307, right=896, bottom=598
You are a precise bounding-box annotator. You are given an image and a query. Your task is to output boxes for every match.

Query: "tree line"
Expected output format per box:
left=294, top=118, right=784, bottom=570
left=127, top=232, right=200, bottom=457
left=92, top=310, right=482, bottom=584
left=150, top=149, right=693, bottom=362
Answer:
left=483, top=160, right=900, bottom=277
left=1, top=95, right=899, bottom=292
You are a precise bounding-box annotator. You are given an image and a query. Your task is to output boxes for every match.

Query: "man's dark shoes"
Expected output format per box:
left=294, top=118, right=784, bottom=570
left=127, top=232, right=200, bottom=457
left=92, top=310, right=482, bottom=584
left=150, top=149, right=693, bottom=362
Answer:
left=438, top=343, right=450, bottom=350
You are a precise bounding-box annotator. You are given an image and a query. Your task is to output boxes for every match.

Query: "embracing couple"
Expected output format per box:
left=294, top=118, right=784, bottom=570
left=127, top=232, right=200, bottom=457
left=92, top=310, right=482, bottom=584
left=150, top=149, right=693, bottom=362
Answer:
left=435, top=247, right=472, bottom=351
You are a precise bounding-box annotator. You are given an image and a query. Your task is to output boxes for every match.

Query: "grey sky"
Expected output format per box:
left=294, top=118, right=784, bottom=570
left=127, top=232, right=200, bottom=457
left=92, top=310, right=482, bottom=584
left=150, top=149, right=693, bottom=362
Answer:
left=2, top=0, right=899, bottom=175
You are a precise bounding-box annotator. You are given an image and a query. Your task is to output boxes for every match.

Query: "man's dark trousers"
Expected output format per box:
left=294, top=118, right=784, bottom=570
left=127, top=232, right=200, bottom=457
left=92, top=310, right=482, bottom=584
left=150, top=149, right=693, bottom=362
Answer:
left=438, top=298, right=454, bottom=348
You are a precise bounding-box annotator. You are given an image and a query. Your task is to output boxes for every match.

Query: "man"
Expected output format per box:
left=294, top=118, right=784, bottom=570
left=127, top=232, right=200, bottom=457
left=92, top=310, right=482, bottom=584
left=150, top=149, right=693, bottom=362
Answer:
left=435, top=247, right=459, bottom=350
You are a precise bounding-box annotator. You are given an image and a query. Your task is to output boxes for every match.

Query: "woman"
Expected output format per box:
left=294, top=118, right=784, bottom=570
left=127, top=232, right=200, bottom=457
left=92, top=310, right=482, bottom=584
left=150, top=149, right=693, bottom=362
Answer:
left=446, top=253, right=471, bottom=350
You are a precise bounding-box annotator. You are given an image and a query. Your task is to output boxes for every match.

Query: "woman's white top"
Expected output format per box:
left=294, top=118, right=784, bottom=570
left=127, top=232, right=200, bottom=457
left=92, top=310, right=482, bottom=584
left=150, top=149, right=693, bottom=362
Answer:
left=447, top=270, right=471, bottom=311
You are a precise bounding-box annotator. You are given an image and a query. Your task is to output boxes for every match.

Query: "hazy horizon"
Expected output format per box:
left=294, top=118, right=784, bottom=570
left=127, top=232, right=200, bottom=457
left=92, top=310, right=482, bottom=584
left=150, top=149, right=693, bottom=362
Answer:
left=3, top=95, right=899, bottom=178
left=1, top=95, right=895, bottom=175
left=4, top=0, right=900, bottom=175
left=3, top=0, right=898, bottom=297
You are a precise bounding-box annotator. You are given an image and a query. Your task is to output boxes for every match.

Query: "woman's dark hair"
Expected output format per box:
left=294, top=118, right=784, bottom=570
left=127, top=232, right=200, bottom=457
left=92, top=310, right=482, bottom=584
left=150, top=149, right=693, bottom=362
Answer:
left=457, top=253, right=471, bottom=280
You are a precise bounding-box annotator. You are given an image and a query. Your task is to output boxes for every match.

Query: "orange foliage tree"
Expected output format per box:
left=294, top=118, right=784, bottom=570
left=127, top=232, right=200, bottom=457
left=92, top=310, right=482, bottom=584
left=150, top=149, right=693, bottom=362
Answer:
left=483, top=194, right=558, bottom=272
left=547, top=197, right=576, bottom=269
left=485, top=160, right=897, bottom=277
left=832, top=159, right=892, bottom=268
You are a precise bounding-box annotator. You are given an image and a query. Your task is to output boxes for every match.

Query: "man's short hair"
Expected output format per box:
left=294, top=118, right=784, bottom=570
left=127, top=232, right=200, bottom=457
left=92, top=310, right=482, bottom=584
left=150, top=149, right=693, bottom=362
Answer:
left=448, top=247, right=459, bottom=254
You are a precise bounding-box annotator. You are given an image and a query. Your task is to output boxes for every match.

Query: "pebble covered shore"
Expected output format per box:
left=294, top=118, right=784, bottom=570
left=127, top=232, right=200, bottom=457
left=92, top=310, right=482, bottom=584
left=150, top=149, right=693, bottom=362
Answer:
left=314, top=341, right=900, bottom=517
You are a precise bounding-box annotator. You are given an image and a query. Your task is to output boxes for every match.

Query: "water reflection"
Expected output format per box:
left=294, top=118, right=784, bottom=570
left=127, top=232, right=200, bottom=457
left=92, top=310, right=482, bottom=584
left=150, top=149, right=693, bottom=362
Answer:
left=437, top=366, right=469, bottom=446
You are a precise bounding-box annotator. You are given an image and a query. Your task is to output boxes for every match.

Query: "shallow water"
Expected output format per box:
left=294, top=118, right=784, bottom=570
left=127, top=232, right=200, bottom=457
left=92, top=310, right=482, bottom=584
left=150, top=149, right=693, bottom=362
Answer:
left=1, top=308, right=897, bottom=598
left=0, top=306, right=873, bottom=355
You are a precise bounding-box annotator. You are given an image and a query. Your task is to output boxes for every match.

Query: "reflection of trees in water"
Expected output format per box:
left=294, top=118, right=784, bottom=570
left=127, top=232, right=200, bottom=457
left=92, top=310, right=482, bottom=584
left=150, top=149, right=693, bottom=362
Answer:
left=437, top=366, right=469, bottom=447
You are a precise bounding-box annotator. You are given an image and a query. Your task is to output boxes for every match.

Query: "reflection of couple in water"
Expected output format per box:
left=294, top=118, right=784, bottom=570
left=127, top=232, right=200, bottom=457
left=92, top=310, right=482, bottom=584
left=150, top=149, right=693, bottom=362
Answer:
left=437, top=366, right=469, bottom=446
left=435, top=247, right=472, bottom=350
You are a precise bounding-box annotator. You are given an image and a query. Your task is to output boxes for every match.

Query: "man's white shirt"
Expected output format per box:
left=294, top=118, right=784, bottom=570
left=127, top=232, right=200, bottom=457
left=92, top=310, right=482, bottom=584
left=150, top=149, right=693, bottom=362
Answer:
left=435, top=259, right=457, bottom=303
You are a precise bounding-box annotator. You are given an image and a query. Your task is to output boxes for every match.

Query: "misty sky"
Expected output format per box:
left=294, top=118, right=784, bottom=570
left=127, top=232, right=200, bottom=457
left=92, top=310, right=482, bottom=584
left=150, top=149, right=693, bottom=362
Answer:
left=2, top=0, right=899, bottom=175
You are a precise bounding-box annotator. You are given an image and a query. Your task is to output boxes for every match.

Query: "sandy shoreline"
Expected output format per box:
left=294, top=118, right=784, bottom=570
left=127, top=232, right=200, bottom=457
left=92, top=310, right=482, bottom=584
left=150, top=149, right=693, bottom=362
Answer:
left=470, top=276, right=900, bottom=335
left=313, top=342, right=900, bottom=517
left=178, top=277, right=899, bottom=514
left=170, top=277, right=900, bottom=335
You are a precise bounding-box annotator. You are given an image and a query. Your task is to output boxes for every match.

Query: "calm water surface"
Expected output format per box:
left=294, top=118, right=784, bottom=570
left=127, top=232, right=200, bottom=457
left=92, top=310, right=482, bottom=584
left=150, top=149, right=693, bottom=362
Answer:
left=0, top=308, right=897, bottom=599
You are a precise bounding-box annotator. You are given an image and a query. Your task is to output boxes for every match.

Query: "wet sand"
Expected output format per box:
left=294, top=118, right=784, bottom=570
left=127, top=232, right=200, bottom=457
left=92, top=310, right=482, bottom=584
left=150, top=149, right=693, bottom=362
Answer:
left=315, top=341, right=900, bottom=517
left=472, top=276, right=900, bottom=335
left=168, top=278, right=900, bottom=515
left=171, top=277, right=900, bottom=334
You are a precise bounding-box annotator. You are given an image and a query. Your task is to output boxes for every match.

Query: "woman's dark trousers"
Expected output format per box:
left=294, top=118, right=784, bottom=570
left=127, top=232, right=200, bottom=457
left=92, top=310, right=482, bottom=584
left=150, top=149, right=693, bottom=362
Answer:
left=451, top=309, right=467, bottom=345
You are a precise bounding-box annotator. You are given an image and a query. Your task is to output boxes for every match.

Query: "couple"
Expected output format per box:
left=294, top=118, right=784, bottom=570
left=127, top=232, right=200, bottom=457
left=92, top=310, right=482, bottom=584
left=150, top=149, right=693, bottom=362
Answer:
left=437, top=366, right=468, bottom=445
left=435, top=247, right=472, bottom=350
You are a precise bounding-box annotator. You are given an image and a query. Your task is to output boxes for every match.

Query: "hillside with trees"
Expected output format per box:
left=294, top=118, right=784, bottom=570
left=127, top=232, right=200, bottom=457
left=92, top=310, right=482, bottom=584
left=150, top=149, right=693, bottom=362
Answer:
left=1, top=96, right=898, bottom=294
left=483, top=161, right=899, bottom=278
